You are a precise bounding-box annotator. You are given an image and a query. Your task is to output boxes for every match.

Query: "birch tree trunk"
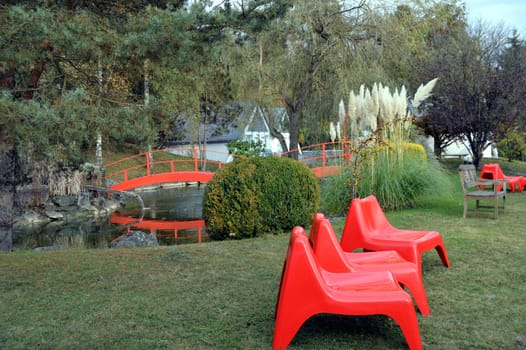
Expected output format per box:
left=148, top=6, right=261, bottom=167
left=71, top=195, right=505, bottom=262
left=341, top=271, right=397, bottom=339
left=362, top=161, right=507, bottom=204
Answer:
left=144, top=59, right=154, bottom=174
left=0, top=145, right=20, bottom=252
left=96, top=57, right=103, bottom=168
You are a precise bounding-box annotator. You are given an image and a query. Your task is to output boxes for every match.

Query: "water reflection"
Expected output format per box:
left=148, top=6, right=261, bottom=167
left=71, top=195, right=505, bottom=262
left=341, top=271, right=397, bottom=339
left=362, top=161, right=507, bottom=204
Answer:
left=110, top=213, right=206, bottom=245
left=133, top=185, right=205, bottom=220
left=14, top=217, right=116, bottom=249
left=13, top=185, right=208, bottom=249
left=113, top=185, right=208, bottom=245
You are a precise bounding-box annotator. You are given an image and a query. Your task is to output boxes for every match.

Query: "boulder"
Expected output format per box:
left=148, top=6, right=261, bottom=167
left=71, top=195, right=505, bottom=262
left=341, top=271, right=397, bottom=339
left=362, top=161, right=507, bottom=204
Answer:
left=53, top=195, right=76, bottom=207
left=45, top=210, right=64, bottom=220
left=109, top=230, right=159, bottom=248
left=20, top=210, right=46, bottom=224
left=77, top=191, right=91, bottom=209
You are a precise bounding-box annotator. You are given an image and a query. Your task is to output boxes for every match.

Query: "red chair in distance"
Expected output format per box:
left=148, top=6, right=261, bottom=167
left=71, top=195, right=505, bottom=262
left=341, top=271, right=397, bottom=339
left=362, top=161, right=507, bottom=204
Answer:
left=309, top=213, right=430, bottom=316
left=480, top=163, right=525, bottom=192
left=273, top=226, right=423, bottom=350
left=340, top=195, right=450, bottom=277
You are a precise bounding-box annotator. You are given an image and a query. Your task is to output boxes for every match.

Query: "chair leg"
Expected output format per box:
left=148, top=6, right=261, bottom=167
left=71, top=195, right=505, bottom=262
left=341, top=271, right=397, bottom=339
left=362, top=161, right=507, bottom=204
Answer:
left=401, top=279, right=430, bottom=316
left=273, top=310, right=312, bottom=349
left=435, top=245, right=451, bottom=268
left=386, top=304, right=423, bottom=350
left=463, top=199, right=468, bottom=218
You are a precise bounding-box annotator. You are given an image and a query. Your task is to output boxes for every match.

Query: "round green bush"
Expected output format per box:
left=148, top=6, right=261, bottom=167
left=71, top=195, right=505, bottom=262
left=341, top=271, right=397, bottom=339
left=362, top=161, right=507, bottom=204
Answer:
left=203, top=156, right=320, bottom=240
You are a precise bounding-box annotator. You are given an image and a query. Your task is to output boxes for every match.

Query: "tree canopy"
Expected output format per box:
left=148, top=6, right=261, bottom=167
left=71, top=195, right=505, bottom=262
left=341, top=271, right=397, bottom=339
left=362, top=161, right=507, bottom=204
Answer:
left=1, top=0, right=526, bottom=169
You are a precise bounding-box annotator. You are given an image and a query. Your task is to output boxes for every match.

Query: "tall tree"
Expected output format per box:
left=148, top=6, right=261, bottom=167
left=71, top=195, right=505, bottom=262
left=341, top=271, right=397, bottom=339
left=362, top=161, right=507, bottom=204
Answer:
left=419, top=23, right=510, bottom=167
left=230, top=0, right=368, bottom=158
left=493, top=31, right=526, bottom=160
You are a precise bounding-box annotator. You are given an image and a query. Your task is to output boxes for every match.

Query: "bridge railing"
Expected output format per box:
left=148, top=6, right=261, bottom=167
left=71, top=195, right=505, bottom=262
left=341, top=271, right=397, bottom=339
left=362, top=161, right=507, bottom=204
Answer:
left=294, top=142, right=349, bottom=168
left=105, top=143, right=352, bottom=186
left=105, top=147, right=229, bottom=184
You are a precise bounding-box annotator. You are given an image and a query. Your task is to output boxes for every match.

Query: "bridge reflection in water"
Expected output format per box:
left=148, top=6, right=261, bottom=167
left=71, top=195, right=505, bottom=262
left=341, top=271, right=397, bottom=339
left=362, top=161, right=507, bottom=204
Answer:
left=110, top=186, right=208, bottom=245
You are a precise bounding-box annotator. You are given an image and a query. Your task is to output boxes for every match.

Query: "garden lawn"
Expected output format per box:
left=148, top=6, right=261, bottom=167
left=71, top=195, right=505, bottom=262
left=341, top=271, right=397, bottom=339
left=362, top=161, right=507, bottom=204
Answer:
left=1, top=177, right=526, bottom=349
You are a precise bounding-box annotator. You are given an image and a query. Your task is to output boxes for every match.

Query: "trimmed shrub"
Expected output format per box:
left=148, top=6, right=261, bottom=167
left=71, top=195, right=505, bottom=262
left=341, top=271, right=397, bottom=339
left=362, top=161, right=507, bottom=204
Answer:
left=203, top=156, right=320, bottom=240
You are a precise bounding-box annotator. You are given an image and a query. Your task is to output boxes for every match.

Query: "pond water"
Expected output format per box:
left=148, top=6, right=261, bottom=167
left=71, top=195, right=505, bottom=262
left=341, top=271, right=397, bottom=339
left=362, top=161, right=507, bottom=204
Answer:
left=13, top=186, right=208, bottom=249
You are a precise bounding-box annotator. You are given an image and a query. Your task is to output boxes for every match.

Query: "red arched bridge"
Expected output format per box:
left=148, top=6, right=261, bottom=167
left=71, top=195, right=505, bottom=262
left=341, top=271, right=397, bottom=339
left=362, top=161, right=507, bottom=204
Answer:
left=105, top=142, right=348, bottom=191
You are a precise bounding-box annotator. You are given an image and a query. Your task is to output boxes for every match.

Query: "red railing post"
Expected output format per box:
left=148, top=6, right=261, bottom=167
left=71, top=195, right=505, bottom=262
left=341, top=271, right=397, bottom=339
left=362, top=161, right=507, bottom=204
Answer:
left=322, top=143, right=326, bottom=168
left=146, top=152, right=151, bottom=176
left=193, top=147, right=199, bottom=172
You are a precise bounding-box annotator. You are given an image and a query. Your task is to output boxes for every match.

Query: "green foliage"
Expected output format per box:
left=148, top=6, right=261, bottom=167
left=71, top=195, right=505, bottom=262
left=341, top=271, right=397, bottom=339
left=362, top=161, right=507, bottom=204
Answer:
left=0, top=89, right=100, bottom=166
left=203, top=156, right=320, bottom=240
left=1, top=1, right=276, bottom=169
left=357, top=143, right=434, bottom=210
left=226, top=139, right=265, bottom=157
left=321, top=142, right=450, bottom=214
left=496, top=129, right=526, bottom=162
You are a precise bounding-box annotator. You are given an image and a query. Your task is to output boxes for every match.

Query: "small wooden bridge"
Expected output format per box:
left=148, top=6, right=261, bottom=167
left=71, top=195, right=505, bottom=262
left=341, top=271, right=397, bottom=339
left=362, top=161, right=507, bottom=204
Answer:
left=105, top=143, right=347, bottom=191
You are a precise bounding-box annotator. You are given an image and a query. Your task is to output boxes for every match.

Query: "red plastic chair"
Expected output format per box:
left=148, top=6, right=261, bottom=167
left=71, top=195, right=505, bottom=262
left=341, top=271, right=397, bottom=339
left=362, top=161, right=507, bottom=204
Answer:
left=480, top=163, right=524, bottom=192
left=273, top=226, right=423, bottom=350
left=340, top=195, right=450, bottom=277
left=309, top=213, right=430, bottom=316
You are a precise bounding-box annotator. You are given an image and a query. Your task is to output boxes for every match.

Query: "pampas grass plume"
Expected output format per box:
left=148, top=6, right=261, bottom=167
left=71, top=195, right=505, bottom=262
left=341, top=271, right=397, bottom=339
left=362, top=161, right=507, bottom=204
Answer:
left=338, top=99, right=346, bottom=127
left=372, top=82, right=380, bottom=118
left=329, top=121, right=336, bottom=142
left=413, top=78, right=438, bottom=109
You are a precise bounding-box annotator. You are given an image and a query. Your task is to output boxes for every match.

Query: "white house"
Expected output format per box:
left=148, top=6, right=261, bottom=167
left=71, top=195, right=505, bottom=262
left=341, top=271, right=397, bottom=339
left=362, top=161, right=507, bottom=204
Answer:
left=168, top=101, right=290, bottom=163
left=419, top=135, right=498, bottom=161
left=242, top=104, right=290, bottom=155
left=442, top=138, right=497, bottom=162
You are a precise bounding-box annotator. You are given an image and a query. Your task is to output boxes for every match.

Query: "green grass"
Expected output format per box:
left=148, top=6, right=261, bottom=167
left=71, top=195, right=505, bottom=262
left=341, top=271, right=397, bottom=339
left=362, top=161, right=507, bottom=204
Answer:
left=2, top=166, right=526, bottom=349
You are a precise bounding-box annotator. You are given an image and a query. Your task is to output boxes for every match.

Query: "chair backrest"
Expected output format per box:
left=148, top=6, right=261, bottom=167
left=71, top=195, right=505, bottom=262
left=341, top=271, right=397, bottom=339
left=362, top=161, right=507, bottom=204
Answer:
left=458, top=164, right=478, bottom=192
left=276, top=227, right=328, bottom=307
left=479, top=163, right=505, bottom=182
left=309, top=213, right=352, bottom=273
left=345, top=195, right=393, bottom=236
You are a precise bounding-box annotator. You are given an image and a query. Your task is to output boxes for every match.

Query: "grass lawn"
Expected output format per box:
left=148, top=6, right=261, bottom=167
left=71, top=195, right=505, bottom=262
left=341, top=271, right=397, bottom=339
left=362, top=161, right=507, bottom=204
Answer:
left=1, top=166, right=526, bottom=349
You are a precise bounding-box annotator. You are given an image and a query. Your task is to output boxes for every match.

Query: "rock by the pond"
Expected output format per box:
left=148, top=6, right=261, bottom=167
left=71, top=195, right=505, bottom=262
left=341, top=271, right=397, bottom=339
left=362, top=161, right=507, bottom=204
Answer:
left=109, top=230, right=159, bottom=248
left=45, top=210, right=64, bottom=220
left=77, top=191, right=91, bottom=209
left=53, top=195, right=77, bottom=207
left=20, top=210, right=46, bottom=223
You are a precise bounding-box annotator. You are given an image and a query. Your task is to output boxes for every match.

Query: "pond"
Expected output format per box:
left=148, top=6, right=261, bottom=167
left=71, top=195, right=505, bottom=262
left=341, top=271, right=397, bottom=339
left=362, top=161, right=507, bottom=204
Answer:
left=12, top=186, right=208, bottom=249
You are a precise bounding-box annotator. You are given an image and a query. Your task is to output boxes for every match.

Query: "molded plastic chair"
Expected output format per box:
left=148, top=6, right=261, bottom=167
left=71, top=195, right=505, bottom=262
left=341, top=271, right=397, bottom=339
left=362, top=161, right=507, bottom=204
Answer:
left=309, top=213, right=430, bottom=316
left=459, top=164, right=507, bottom=219
left=340, top=195, right=450, bottom=277
left=479, top=163, right=524, bottom=192
left=273, top=226, right=423, bottom=350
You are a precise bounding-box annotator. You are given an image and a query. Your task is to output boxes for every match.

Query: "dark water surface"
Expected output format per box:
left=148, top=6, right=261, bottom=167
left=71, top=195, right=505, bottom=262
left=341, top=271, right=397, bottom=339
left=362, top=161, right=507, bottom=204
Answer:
left=13, top=186, right=207, bottom=249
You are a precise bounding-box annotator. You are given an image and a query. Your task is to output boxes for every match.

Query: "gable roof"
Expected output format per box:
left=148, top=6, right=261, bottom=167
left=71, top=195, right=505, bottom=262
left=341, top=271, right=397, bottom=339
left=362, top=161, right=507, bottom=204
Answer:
left=169, top=101, right=289, bottom=145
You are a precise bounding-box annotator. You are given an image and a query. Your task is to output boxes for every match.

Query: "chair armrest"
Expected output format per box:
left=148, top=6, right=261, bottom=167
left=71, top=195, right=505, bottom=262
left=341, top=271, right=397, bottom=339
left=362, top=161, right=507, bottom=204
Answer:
left=476, top=179, right=507, bottom=194
left=476, top=179, right=508, bottom=186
